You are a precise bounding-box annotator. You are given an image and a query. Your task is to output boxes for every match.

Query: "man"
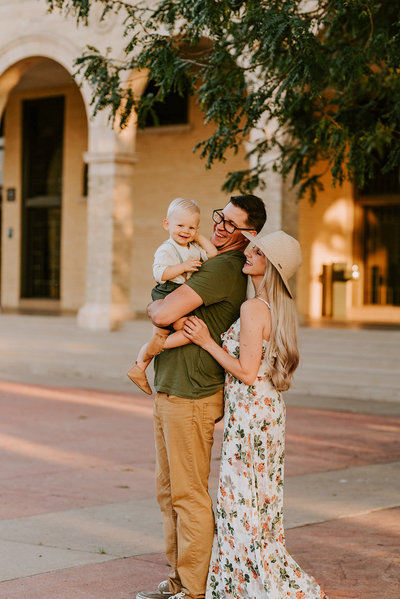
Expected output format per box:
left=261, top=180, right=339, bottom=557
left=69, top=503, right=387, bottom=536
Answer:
left=137, top=195, right=267, bottom=599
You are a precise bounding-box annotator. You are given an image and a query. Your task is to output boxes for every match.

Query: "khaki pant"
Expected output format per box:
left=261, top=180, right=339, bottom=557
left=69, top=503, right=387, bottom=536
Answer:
left=153, top=390, right=224, bottom=599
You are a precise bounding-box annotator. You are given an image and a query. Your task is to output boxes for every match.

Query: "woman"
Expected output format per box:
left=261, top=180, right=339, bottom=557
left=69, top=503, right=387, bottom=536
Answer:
left=183, top=230, right=328, bottom=599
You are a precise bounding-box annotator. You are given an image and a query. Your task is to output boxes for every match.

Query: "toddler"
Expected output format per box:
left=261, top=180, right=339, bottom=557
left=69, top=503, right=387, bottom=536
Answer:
left=127, top=198, right=217, bottom=394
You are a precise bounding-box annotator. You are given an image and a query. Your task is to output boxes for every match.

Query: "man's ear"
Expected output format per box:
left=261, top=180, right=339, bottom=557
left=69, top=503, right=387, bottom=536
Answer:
left=162, top=219, right=170, bottom=231
left=248, top=230, right=257, bottom=237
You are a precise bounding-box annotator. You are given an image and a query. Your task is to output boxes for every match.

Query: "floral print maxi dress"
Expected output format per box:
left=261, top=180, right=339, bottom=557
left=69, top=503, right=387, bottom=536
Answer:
left=206, top=318, right=328, bottom=599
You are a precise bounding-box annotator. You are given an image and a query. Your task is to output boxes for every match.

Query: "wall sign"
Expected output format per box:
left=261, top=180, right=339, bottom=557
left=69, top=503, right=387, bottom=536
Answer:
left=7, top=188, right=16, bottom=202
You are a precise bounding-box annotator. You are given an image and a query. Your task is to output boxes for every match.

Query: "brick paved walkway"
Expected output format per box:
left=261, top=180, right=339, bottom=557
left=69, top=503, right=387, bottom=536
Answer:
left=0, top=381, right=398, bottom=598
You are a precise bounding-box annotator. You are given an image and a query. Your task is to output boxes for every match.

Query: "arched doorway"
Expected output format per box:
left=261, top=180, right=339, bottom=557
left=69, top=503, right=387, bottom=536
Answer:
left=0, top=56, right=88, bottom=311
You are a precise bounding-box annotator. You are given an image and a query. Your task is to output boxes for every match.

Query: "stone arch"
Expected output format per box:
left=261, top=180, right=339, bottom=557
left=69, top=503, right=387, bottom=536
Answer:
left=0, top=34, right=91, bottom=117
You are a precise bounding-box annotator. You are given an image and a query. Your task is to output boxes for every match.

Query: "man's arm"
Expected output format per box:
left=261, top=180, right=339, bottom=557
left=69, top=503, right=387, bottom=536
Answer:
left=148, top=284, right=204, bottom=328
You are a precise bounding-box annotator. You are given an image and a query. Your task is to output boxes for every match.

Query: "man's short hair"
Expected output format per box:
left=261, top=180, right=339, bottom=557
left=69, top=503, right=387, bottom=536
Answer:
left=167, top=198, right=200, bottom=219
left=229, top=194, right=267, bottom=233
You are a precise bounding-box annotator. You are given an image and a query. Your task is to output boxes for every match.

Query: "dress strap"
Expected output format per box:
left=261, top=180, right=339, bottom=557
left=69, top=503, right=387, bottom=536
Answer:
left=256, top=296, right=271, bottom=310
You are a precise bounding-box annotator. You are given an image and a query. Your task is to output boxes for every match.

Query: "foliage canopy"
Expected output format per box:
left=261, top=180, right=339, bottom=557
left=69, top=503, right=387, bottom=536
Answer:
left=47, top=0, right=400, bottom=201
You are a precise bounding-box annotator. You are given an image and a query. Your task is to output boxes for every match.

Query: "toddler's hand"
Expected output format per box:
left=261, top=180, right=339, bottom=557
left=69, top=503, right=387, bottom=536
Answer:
left=183, top=258, right=202, bottom=272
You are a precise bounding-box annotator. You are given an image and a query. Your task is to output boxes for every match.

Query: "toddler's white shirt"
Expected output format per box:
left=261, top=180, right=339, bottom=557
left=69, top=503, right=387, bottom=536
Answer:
left=153, top=237, right=208, bottom=284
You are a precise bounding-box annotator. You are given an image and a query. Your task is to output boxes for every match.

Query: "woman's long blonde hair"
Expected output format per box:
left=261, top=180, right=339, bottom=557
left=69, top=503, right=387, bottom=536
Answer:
left=257, top=259, right=299, bottom=392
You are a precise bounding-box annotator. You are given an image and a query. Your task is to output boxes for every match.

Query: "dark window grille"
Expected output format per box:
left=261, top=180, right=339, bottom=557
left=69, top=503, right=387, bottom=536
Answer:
left=83, top=162, right=88, bottom=197
left=21, top=96, right=64, bottom=299
left=363, top=204, right=400, bottom=306
left=140, top=80, right=189, bottom=128
left=360, top=169, right=400, bottom=196
left=358, top=151, right=400, bottom=196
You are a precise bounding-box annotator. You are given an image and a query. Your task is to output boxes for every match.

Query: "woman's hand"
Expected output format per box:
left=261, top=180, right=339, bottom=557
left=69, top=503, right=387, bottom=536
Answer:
left=183, top=316, right=212, bottom=348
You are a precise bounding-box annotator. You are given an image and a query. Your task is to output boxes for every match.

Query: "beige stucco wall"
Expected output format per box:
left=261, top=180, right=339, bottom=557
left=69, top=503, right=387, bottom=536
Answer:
left=297, top=172, right=355, bottom=320
left=1, top=97, right=21, bottom=307
left=0, top=2, right=126, bottom=77
left=61, top=84, right=88, bottom=310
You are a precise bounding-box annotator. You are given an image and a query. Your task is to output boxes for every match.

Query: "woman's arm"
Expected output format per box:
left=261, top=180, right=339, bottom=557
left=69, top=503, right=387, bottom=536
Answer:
left=183, top=300, right=269, bottom=385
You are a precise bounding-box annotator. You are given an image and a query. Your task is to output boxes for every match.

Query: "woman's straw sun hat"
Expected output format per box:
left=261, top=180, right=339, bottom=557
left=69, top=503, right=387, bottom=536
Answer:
left=242, top=230, right=302, bottom=298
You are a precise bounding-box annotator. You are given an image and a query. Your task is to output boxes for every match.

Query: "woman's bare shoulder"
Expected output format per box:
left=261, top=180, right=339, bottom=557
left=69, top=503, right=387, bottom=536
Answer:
left=242, top=298, right=271, bottom=333
left=240, top=297, right=269, bottom=317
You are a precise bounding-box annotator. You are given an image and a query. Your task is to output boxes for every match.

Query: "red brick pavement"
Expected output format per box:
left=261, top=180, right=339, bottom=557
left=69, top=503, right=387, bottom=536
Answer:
left=0, top=509, right=397, bottom=599
left=286, top=507, right=400, bottom=599
left=0, top=380, right=399, bottom=598
left=285, top=406, right=400, bottom=476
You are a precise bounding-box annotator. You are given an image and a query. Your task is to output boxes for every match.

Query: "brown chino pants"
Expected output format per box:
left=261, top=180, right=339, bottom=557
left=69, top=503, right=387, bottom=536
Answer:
left=153, top=390, right=224, bottom=599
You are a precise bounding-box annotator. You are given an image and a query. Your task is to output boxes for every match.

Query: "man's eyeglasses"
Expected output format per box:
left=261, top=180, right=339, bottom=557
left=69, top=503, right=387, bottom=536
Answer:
left=212, top=209, right=256, bottom=234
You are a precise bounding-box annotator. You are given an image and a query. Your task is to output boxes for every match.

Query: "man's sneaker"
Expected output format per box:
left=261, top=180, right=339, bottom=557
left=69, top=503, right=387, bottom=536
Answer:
left=157, top=581, right=171, bottom=595
left=136, top=579, right=173, bottom=599
left=170, top=594, right=186, bottom=599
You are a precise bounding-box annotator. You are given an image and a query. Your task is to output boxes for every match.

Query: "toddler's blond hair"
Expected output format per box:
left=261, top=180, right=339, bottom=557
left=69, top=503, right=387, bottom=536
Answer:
left=167, top=198, right=200, bottom=219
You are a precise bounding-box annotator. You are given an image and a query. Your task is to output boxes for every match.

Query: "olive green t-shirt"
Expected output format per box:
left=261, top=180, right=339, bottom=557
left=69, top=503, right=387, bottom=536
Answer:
left=154, top=250, right=247, bottom=399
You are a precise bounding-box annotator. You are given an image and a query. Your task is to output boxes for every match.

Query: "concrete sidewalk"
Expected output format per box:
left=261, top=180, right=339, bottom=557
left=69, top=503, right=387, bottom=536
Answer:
left=1, top=313, right=400, bottom=405
left=0, top=314, right=399, bottom=598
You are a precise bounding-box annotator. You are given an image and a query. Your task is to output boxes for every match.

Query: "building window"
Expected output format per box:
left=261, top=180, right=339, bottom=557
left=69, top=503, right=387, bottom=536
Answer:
left=358, top=153, right=400, bottom=196
left=356, top=158, right=400, bottom=307
left=21, top=96, right=64, bottom=299
left=0, top=113, right=4, bottom=206
left=362, top=204, right=400, bottom=306
left=139, top=79, right=189, bottom=128
left=82, top=162, right=88, bottom=197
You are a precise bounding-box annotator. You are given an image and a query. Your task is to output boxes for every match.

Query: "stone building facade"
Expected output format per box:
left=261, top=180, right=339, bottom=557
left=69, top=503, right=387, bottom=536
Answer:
left=0, top=1, right=398, bottom=329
